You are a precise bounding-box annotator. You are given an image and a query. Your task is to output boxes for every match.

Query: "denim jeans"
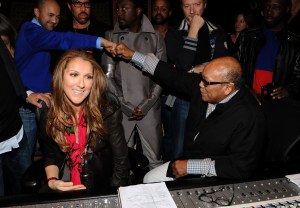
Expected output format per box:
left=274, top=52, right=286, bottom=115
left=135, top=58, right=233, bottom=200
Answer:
left=19, top=106, right=37, bottom=157
left=0, top=131, right=32, bottom=196
left=161, top=96, right=190, bottom=161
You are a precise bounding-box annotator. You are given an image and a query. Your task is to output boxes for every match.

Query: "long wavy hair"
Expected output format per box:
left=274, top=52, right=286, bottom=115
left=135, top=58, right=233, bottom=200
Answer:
left=46, top=49, right=107, bottom=153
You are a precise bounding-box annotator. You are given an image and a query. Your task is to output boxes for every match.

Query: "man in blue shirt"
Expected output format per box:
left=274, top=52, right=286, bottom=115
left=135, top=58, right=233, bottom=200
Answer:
left=15, top=0, right=115, bottom=158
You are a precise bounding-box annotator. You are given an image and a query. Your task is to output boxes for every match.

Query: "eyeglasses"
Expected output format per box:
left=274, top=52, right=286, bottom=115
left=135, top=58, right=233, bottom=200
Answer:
left=200, top=73, right=233, bottom=87
left=198, top=186, right=233, bottom=206
left=71, top=1, right=91, bottom=8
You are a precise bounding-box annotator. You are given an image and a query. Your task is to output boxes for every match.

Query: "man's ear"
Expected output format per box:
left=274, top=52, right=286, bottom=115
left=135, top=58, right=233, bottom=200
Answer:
left=224, top=84, right=234, bottom=96
left=136, top=8, right=142, bottom=16
left=34, top=8, right=40, bottom=18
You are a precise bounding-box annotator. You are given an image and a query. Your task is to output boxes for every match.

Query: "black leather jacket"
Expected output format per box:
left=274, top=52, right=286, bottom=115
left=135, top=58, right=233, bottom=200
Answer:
left=237, top=25, right=300, bottom=100
left=39, top=92, right=129, bottom=188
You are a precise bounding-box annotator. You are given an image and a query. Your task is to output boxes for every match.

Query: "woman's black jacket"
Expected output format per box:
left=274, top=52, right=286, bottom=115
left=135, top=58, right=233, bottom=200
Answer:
left=38, top=92, right=129, bottom=188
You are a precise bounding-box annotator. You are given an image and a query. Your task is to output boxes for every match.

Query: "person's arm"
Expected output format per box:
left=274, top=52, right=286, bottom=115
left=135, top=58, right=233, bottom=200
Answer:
left=214, top=109, right=266, bottom=179
left=37, top=103, right=86, bottom=191
left=23, top=22, right=114, bottom=52
left=45, top=165, right=86, bottom=191
left=26, top=91, right=51, bottom=108
left=101, top=31, right=135, bottom=117
left=171, top=159, right=216, bottom=179
left=106, top=104, right=130, bottom=187
left=136, top=32, right=165, bottom=114
left=273, top=51, right=300, bottom=100
left=115, top=43, right=200, bottom=97
left=39, top=110, right=86, bottom=191
left=175, top=15, right=205, bottom=70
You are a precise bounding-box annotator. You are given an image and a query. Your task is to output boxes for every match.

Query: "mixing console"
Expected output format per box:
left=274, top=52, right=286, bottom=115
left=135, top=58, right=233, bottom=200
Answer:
left=3, top=177, right=300, bottom=207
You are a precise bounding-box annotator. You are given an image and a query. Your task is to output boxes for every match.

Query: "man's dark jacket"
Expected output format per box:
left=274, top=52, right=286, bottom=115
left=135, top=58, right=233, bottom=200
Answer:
left=0, top=39, right=26, bottom=142
left=237, top=26, right=300, bottom=100
left=154, top=61, right=266, bottom=179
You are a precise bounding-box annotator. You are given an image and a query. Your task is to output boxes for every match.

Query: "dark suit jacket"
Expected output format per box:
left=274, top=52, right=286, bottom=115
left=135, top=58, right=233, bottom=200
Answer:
left=0, top=39, right=26, bottom=100
left=0, top=39, right=25, bottom=141
left=154, top=61, right=266, bottom=179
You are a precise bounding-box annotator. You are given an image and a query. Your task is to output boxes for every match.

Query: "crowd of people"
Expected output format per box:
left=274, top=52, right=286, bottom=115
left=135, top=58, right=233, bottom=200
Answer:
left=0, top=0, right=299, bottom=197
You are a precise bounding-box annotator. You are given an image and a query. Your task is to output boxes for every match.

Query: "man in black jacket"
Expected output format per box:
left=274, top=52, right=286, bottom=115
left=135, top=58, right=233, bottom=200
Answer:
left=237, top=0, right=300, bottom=101
left=0, top=39, right=49, bottom=196
left=237, top=0, right=300, bottom=164
left=113, top=43, right=266, bottom=183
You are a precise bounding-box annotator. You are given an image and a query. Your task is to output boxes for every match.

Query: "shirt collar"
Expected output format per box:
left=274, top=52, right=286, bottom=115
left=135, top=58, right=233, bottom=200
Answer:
left=219, top=89, right=239, bottom=104
left=32, top=18, right=41, bottom=27
left=206, top=89, right=239, bottom=116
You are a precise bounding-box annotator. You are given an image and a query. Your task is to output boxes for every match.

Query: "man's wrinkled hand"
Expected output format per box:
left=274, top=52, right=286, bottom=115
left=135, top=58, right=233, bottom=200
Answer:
left=102, top=38, right=117, bottom=55
left=115, top=43, right=135, bottom=60
left=172, top=160, right=188, bottom=179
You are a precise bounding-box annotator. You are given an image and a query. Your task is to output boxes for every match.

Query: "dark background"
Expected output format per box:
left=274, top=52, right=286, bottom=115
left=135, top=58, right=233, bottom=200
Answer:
left=0, top=0, right=263, bottom=33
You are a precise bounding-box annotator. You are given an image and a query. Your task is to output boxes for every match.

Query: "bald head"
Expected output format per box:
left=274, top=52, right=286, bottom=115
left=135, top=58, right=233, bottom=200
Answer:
left=199, top=57, right=243, bottom=103
left=204, top=56, right=243, bottom=89
left=34, top=0, right=60, bottom=31
left=36, top=0, right=59, bottom=9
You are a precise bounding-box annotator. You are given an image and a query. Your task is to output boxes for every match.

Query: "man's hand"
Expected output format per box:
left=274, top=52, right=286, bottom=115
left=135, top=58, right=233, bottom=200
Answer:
left=27, top=93, right=51, bottom=108
left=48, top=180, right=86, bottom=192
left=188, top=15, right=205, bottom=38
left=101, top=38, right=117, bottom=54
left=128, top=107, right=145, bottom=121
left=193, top=63, right=206, bottom=73
left=271, top=86, right=289, bottom=100
left=172, top=160, right=188, bottom=179
left=115, top=43, right=135, bottom=60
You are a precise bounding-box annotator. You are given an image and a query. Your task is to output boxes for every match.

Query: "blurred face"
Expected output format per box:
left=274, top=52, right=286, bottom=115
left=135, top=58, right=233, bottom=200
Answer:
left=63, top=57, right=93, bottom=112
left=152, top=0, right=171, bottom=25
left=68, top=0, right=91, bottom=25
left=1, top=35, right=14, bottom=58
left=199, top=66, right=230, bottom=104
left=34, top=0, right=60, bottom=31
left=262, top=0, right=289, bottom=28
left=181, top=0, right=206, bottom=25
left=117, top=0, right=140, bottom=30
left=235, top=14, right=248, bottom=32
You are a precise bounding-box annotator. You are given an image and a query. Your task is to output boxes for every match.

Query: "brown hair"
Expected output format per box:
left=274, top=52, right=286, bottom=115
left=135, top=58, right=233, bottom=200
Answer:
left=46, top=49, right=107, bottom=152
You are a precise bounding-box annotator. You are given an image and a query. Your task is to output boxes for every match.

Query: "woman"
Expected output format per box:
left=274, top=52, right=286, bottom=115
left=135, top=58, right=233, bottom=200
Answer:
left=227, top=10, right=255, bottom=56
left=40, top=50, right=129, bottom=192
left=0, top=13, right=17, bottom=58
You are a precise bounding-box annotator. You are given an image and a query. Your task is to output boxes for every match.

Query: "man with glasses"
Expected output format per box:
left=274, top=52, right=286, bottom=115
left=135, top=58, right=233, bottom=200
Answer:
left=54, top=0, right=109, bottom=66
left=113, top=43, right=266, bottom=183
left=151, top=0, right=228, bottom=162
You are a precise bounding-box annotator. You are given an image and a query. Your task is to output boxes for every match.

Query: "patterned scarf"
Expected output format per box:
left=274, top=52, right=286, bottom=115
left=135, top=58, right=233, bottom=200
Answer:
left=64, top=110, right=87, bottom=185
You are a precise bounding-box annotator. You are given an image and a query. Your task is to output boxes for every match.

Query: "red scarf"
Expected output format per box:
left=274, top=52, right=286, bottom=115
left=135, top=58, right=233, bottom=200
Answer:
left=64, top=110, right=87, bottom=185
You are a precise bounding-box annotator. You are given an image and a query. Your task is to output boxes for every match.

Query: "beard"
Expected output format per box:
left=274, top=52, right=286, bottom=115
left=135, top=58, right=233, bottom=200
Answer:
left=118, top=20, right=128, bottom=30
left=152, top=15, right=169, bottom=25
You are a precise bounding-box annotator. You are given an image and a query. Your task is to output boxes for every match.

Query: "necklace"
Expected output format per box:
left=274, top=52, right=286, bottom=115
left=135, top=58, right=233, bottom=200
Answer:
left=74, top=26, right=89, bottom=33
